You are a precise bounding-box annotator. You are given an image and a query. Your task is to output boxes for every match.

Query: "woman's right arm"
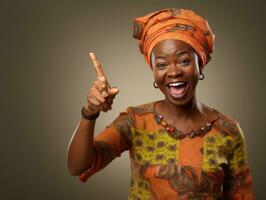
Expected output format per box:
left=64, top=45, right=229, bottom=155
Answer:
left=67, top=76, right=119, bottom=175
left=67, top=118, right=96, bottom=175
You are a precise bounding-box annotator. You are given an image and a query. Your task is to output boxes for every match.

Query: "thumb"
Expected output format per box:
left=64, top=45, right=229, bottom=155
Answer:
left=108, top=87, right=119, bottom=96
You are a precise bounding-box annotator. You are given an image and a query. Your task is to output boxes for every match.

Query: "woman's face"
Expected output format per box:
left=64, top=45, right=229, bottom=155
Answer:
left=151, top=39, right=201, bottom=106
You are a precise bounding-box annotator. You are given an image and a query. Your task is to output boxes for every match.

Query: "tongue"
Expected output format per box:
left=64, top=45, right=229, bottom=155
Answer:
left=169, top=85, right=186, bottom=95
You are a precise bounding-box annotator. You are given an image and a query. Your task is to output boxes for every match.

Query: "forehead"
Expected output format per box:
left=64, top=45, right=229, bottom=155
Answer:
left=152, top=39, right=194, bottom=56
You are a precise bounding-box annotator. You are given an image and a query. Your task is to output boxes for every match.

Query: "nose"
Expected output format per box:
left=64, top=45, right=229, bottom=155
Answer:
left=167, top=63, right=182, bottom=78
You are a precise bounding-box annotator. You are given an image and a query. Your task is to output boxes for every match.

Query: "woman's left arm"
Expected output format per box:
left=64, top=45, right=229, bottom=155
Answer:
left=223, top=123, right=255, bottom=199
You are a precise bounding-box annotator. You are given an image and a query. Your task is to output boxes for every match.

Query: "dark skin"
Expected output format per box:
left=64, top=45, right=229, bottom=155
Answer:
left=68, top=62, right=119, bottom=175
left=67, top=39, right=218, bottom=175
left=151, top=39, right=218, bottom=133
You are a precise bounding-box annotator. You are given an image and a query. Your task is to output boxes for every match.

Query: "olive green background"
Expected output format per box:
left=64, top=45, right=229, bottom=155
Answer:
left=1, top=0, right=265, bottom=199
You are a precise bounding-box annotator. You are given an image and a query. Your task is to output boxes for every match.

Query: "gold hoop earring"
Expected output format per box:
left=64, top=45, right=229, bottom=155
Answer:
left=153, top=81, right=158, bottom=88
left=199, top=73, right=205, bottom=80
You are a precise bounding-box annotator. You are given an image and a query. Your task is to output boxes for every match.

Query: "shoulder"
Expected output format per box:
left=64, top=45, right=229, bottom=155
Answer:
left=110, top=101, right=155, bottom=126
left=127, top=101, right=155, bottom=115
left=212, top=108, right=243, bottom=138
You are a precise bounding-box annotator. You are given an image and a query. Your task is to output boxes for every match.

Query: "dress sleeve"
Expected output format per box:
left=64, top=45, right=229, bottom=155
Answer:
left=223, top=123, right=255, bottom=199
left=79, top=107, right=134, bottom=182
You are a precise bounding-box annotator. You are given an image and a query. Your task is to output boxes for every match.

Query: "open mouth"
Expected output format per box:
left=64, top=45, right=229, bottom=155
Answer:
left=167, top=81, right=188, bottom=99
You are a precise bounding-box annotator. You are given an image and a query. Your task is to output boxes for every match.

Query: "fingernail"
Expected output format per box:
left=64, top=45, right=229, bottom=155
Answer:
left=113, top=88, right=119, bottom=93
left=89, top=52, right=96, bottom=59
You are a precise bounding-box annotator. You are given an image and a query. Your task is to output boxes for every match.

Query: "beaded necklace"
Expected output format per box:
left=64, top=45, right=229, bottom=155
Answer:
left=153, top=101, right=219, bottom=140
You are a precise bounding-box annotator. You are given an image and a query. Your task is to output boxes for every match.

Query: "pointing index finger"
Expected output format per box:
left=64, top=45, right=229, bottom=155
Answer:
left=89, top=52, right=111, bottom=89
left=89, top=52, right=104, bottom=77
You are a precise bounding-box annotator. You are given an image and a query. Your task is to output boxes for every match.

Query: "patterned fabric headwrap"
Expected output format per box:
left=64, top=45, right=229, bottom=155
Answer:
left=133, top=8, right=215, bottom=70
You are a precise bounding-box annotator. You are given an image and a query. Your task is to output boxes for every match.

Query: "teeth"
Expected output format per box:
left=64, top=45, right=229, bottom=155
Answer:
left=169, top=82, right=185, bottom=87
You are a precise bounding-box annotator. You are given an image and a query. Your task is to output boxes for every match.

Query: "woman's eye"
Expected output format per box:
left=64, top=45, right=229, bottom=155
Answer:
left=156, top=63, right=166, bottom=69
left=179, top=59, right=190, bottom=66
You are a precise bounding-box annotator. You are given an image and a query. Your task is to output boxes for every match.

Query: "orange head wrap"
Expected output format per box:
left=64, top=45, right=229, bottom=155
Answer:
left=133, top=8, right=215, bottom=70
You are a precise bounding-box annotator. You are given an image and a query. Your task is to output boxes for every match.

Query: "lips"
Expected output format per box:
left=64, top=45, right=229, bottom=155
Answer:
left=167, top=81, right=188, bottom=99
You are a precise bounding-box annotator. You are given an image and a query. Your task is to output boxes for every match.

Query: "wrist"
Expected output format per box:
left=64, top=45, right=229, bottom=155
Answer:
left=81, top=106, right=100, bottom=120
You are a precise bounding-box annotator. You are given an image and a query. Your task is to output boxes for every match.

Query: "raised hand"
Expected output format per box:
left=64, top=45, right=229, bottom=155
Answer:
left=84, top=52, right=119, bottom=116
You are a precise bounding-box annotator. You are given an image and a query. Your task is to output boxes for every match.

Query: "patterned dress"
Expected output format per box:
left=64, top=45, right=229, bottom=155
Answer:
left=79, top=101, right=255, bottom=200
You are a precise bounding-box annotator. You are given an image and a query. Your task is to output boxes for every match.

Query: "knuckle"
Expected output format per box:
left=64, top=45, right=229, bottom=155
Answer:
left=89, top=87, right=95, bottom=93
left=100, top=77, right=106, bottom=83
left=101, top=91, right=108, bottom=97
left=94, top=101, right=100, bottom=106
left=87, top=93, right=95, bottom=100
left=101, top=84, right=106, bottom=89
left=87, top=95, right=92, bottom=101
left=93, top=80, right=98, bottom=85
left=94, top=80, right=101, bottom=87
left=95, top=80, right=102, bottom=85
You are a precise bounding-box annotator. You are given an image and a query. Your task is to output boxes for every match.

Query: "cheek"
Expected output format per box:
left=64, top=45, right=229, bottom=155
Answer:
left=193, top=68, right=200, bottom=79
left=191, top=69, right=199, bottom=88
left=191, top=60, right=200, bottom=77
left=153, top=70, right=164, bottom=83
left=186, top=64, right=200, bottom=86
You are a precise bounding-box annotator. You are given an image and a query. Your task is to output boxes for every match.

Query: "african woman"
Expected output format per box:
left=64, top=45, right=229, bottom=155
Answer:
left=68, top=8, right=255, bottom=199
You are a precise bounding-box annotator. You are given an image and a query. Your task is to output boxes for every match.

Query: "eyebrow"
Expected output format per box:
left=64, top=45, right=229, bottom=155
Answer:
left=155, top=51, right=188, bottom=59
